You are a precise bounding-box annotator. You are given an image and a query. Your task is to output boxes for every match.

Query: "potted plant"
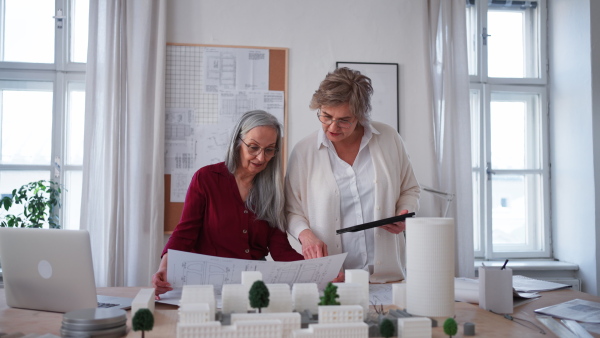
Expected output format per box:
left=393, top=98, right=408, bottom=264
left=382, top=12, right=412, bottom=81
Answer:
left=0, top=180, right=63, bottom=229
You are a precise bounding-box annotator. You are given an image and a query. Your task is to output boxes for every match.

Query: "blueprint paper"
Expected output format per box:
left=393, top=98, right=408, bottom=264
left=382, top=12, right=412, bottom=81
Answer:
left=167, top=249, right=348, bottom=293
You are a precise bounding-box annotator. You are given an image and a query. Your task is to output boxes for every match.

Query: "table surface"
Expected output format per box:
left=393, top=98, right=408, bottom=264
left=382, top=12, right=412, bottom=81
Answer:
left=0, top=286, right=598, bottom=337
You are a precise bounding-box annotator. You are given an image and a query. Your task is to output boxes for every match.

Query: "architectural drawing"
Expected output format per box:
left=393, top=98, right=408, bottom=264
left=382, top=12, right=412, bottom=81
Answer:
left=167, top=249, right=347, bottom=292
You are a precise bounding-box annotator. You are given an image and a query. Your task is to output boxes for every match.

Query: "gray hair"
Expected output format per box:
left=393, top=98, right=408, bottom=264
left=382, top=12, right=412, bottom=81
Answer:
left=309, top=67, right=374, bottom=124
left=224, top=110, right=286, bottom=231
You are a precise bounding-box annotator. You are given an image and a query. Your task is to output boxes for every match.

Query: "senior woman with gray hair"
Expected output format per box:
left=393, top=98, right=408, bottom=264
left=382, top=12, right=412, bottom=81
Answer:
left=152, top=110, right=303, bottom=298
left=285, top=67, right=420, bottom=283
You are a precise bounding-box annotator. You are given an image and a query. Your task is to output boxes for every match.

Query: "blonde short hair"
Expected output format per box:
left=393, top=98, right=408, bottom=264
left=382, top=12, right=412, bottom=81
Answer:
left=310, top=67, right=373, bottom=123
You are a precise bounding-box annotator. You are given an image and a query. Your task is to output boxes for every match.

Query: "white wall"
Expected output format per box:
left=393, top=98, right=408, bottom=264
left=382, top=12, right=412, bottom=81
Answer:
left=166, top=0, right=437, bottom=199
left=548, top=0, right=600, bottom=295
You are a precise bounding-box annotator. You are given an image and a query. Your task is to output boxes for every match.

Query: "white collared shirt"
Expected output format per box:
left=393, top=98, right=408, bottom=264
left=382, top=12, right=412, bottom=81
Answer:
left=318, top=123, right=377, bottom=271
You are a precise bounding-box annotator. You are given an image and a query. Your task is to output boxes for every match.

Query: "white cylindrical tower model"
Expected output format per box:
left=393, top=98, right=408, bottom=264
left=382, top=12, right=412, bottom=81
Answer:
left=405, top=217, right=455, bottom=318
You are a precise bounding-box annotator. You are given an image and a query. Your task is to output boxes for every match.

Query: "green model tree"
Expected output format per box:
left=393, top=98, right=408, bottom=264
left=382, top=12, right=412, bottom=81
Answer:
left=443, top=317, right=458, bottom=338
left=380, top=318, right=395, bottom=338
left=319, top=282, right=340, bottom=305
left=132, top=308, right=154, bottom=338
left=249, top=280, right=270, bottom=313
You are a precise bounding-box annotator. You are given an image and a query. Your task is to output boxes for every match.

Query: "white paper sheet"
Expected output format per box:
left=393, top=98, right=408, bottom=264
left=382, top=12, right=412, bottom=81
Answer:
left=167, top=249, right=347, bottom=293
left=368, top=284, right=393, bottom=306
left=535, top=299, right=600, bottom=323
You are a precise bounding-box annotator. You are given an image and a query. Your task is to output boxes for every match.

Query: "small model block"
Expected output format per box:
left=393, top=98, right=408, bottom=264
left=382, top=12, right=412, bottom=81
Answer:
left=392, top=282, right=407, bottom=309
left=177, top=318, right=283, bottom=338
left=291, top=283, right=319, bottom=314
left=345, top=269, right=369, bottom=296
left=241, top=270, right=263, bottom=287
left=180, top=284, right=216, bottom=320
left=264, top=283, right=293, bottom=313
left=221, top=284, right=249, bottom=314
left=333, top=283, right=368, bottom=316
left=235, top=319, right=283, bottom=338
left=231, top=312, right=300, bottom=338
left=293, top=322, right=368, bottom=338
left=397, top=317, right=432, bottom=338
left=318, top=305, right=363, bottom=324
left=177, top=321, right=221, bottom=338
left=131, top=288, right=155, bottom=314
left=179, top=303, right=211, bottom=324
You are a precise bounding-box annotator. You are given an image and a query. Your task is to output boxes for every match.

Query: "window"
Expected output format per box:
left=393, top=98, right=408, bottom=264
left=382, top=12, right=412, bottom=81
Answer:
left=0, top=0, right=89, bottom=229
left=467, top=0, right=550, bottom=259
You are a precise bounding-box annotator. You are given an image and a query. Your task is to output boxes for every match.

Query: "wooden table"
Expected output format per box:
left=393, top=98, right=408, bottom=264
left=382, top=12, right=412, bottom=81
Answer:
left=0, top=287, right=598, bottom=337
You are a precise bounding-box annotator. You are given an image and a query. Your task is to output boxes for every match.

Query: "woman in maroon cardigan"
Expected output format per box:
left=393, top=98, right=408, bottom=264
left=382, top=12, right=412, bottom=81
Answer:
left=151, top=110, right=303, bottom=298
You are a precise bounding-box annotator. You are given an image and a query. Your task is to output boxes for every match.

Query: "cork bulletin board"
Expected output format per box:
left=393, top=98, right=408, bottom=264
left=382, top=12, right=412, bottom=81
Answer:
left=164, top=44, right=288, bottom=234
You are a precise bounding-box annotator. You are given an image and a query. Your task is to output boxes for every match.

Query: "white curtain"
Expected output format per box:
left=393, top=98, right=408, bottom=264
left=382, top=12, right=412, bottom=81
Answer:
left=426, top=0, right=475, bottom=277
left=81, top=0, right=166, bottom=287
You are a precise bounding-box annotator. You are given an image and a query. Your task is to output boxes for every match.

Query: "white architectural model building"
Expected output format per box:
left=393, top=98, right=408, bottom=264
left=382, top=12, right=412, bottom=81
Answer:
left=345, top=269, right=369, bottom=297
left=264, top=284, right=293, bottom=313
left=317, top=305, right=363, bottom=324
left=131, top=288, right=155, bottom=314
left=179, top=284, right=216, bottom=321
left=231, top=312, right=301, bottom=338
left=291, top=283, right=319, bottom=313
left=221, top=283, right=249, bottom=314
left=175, top=268, right=437, bottom=338
left=241, top=270, right=263, bottom=287
left=293, top=322, right=369, bottom=338
left=333, top=283, right=368, bottom=316
left=397, top=317, right=432, bottom=338
left=392, top=282, right=407, bottom=309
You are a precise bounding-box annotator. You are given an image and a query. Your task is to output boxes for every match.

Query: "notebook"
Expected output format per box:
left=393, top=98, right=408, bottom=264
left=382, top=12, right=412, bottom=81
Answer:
left=0, top=227, right=132, bottom=313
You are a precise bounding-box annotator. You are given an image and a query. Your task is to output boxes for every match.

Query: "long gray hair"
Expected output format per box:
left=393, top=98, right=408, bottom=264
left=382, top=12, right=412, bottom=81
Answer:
left=224, top=110, right=286, bottom=231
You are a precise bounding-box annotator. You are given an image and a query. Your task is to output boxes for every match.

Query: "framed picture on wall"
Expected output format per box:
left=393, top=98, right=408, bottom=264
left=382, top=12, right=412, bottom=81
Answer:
left=336, top=62, right=399, bottom=132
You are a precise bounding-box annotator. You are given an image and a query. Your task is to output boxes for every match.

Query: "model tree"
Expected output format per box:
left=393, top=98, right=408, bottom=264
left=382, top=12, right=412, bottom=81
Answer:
left=249, top=280, right=270, bottom=313
left=132, top=308, right=154, bottom=338
left=443, top=317, right=458, bottom=338
left=380, top=318, right=395, bottom=338
left=319, top=282, right=340, bottom=305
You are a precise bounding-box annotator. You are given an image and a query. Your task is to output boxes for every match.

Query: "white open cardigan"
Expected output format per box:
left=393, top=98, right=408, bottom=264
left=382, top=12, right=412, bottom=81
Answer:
left=285, top=121, right=420, bottom=283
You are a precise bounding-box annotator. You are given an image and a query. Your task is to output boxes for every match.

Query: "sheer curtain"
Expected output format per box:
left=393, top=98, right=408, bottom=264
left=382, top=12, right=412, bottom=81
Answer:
left=426, top=0, right=474, bottom=277
left=81, top=0, right=166, bottom=287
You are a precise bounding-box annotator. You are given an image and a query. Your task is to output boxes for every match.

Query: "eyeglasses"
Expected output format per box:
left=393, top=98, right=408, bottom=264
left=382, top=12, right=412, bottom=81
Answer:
left=317, top=111, right=354, bottom=129
left=239, top=137, right=278, bottom=157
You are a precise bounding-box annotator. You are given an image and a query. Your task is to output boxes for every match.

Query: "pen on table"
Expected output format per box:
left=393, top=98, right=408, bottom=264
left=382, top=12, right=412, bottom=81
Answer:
left=501, top=259, right=509, bottom=270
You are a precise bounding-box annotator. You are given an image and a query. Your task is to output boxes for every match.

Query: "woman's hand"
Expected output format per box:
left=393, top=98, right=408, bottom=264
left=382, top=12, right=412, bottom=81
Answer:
left=298, top=229, right=328, bottom=259
left=380, top=209, right=410, bottom=234
left=332, top=270, right=345, bottom=283
left=151, top=254, right=173, bottom=299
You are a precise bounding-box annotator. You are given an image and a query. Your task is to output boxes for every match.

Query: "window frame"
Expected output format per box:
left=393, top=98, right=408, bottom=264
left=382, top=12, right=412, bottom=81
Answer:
left=469, top=0, right=551, bottom=259
left=468, top=0, right=548, bottom=86
left=0, top=0, right=86, bottom=230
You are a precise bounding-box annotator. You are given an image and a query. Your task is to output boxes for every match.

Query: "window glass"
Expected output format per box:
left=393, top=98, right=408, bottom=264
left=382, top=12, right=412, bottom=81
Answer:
left=2, top=0, right=55, bottom=63
left=70, top=0, right=89, bottom=63
left=66, top=83, right=85, bottom=165
left=1, top=81, right=53, bottom=165
left=490, top=91, right=541, bottom=170
left=63, top=170, right=82, bottom=230
left=487, top=4, right=540, bottom=79
left=491, top=174, right=543, bottom=252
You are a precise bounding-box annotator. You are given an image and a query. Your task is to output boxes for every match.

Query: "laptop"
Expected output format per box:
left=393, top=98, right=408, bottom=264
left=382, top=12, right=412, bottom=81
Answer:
left=0, top=227, right=132, bottom=313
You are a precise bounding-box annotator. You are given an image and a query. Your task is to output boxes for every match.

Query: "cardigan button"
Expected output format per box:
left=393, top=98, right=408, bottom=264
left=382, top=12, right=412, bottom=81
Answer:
left=245, top=249, right=250, bottom=253
left=244, top=210, right=248, bottom=214
left=243, top=229, right=247, bottom=234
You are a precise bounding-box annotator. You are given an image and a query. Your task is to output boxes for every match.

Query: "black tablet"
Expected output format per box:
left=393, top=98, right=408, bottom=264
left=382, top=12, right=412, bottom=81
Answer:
left=336, top=212, right=416, bottom=234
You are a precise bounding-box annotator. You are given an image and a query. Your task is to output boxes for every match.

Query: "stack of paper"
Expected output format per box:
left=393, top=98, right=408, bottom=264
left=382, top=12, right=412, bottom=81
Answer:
left=512, top=275, right=571, bottom=292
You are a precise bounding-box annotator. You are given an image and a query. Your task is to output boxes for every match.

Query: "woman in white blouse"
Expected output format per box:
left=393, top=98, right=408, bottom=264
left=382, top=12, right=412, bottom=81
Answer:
left=285, top=67, right=421, bottom=283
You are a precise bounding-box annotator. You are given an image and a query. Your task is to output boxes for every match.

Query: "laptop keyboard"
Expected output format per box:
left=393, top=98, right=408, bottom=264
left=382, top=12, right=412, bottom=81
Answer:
left=97, top=302, right=119, bottom=308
